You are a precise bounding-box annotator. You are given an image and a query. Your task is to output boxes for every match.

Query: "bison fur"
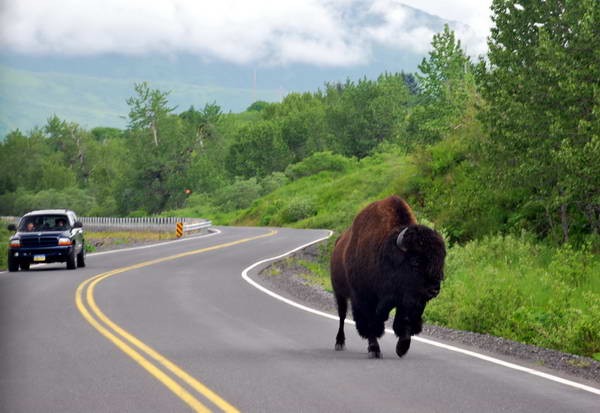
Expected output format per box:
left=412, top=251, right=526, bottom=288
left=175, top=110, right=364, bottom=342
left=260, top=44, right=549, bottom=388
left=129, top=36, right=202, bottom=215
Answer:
left=330, top=196, right=446, bottom=358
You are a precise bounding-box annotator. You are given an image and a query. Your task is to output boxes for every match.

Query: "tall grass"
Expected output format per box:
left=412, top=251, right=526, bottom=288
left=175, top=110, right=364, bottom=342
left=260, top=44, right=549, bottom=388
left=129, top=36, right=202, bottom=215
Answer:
left=0, top=227, right=9, bottom=270
left=231, top=149, right=416, bottom=232
left=425, top=233, right=600, bottom=359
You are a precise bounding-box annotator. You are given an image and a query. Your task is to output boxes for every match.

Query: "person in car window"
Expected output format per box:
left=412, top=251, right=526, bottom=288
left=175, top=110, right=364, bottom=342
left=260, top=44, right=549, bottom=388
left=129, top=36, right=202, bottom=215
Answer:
left=56, top=218, right=66, bottom=229
left=26, top=222, right=35, bottom=231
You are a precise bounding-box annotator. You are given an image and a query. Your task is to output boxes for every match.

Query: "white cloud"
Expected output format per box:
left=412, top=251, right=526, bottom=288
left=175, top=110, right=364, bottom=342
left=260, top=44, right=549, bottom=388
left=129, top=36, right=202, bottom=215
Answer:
left=0, top=0, right=492, bottom=65
left=399, top=0, right=493, bottom=56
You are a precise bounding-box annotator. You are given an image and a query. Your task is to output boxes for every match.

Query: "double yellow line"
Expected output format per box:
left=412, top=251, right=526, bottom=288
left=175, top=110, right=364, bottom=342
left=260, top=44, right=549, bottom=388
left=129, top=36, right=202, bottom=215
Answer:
left=75, top=230, right=277, bottom=412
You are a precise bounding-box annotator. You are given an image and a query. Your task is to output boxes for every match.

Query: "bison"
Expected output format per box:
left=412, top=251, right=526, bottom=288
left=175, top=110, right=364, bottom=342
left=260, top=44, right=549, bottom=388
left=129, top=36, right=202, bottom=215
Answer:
left=330, top=196, right=446, bottom=358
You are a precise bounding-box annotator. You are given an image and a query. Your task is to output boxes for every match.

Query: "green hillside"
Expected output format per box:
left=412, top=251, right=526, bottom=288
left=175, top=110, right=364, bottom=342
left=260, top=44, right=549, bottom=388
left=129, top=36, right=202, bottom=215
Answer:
left=0, top=64, right=281, bottom=138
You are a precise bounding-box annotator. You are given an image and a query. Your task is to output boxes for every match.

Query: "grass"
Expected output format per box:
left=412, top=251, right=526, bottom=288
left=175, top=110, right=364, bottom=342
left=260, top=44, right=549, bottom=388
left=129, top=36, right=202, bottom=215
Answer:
left=424, top=234, right=600, bottom=358
left=295, top=259, right=333, bottom=293
left=85, top=231, right=175, bottom=248
left=85, top=230, right=174, bottom=242
left=0, top=227, right=9, bottom=270
left=230, top=149, right=416, bottom=232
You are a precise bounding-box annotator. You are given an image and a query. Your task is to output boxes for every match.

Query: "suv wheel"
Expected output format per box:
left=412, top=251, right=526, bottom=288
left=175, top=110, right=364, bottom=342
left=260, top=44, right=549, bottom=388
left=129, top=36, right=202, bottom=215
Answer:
left=77, top=244, right=86, bottom=268
left=20, top=262, right=30, bottom=271
left=66, top=249, right=77, bottom=270
left=8, top=254, right=19, bottom=272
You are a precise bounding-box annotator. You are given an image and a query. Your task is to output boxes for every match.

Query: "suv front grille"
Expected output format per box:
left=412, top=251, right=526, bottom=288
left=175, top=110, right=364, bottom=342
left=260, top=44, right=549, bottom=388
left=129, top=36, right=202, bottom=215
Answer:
left=21, top=237, right=59, bottom=248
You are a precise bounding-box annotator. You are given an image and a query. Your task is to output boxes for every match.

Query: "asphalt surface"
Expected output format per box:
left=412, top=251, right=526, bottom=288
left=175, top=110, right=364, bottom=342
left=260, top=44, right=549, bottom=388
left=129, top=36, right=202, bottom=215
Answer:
left=1, top=226, right=598, bottom=412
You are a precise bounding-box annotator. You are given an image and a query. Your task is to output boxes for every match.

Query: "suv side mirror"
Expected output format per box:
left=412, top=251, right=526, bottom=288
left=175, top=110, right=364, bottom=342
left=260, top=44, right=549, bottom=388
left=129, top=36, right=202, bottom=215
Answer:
left=7, top=224, right=16, bottom=231
left=73, top=221, right=83, bottom=228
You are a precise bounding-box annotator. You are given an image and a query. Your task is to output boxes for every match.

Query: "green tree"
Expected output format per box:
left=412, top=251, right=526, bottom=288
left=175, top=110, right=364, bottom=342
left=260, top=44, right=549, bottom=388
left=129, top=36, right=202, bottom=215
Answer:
left=179, top=102, right=223, bottom=148
left=122, top=84, right=200, bottom=213
left=268, top=92, right=328, bottom=161
left=44, top=116, right=93, bottom=184
left=225, top=120, right=291, bottom=178
left=405, top=25, right=473, bottom=146
left=477, top=0, right=600, bottom=242
left=127, top=82, right=176, bottom=147
left=0, top=128, right=77, bottom=194
left=326, top=75, right=412, bottom=157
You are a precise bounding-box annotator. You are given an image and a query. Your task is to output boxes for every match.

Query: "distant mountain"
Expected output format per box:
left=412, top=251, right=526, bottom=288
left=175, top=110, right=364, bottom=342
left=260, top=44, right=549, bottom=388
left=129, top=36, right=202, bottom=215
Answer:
left=0, top=3, right=455, bottom=137
left=0, top=62, right=283, bottom=137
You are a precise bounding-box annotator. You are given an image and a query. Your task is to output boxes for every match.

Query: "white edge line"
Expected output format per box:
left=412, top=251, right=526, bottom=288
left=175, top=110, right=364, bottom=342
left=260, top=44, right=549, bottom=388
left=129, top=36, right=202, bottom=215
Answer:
left=241, top=229, right=600, bottom=397
left=0, top=229, right=223, bottom=274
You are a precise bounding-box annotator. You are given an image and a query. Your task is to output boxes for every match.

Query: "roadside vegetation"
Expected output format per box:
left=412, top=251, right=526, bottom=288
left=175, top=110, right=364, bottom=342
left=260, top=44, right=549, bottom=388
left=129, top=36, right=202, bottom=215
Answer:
left=0, top=226, right=9, bottom=270
left=1, top=1, right=598, bottom=359
left=84, top=231, right=175, bottom=252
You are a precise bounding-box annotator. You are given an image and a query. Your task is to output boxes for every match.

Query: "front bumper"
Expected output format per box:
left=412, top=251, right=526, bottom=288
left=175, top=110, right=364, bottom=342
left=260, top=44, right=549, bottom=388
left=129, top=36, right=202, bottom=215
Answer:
left=9, top=246, right=73, bottom=264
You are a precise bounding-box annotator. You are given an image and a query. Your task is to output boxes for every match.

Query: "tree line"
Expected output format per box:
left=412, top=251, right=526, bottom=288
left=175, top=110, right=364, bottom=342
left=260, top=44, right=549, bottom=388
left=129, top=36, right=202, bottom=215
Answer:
left=1, top=0, right=598, bottom=247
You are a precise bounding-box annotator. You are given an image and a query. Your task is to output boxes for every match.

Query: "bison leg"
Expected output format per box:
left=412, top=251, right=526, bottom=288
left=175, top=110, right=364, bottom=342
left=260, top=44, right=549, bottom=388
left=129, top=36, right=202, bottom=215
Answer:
left=396, top=337, right=411, bottom=358
left=393, top=312, right=412, bottom=358
left=367, top=338, right=381, bottom=359
left=334, top=293, right=347, bottom=351
left=352, top=300, right=384, bottom=358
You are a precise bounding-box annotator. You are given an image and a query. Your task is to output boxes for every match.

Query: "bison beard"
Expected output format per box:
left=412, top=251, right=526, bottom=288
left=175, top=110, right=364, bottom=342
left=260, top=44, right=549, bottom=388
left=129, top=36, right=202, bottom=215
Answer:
left=330, top=196, right=446, bottom=358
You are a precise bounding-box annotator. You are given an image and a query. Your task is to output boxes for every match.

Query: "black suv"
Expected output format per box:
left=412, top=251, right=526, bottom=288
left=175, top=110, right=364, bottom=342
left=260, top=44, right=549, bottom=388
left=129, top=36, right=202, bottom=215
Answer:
left=7, top=209, right=86, bottom=272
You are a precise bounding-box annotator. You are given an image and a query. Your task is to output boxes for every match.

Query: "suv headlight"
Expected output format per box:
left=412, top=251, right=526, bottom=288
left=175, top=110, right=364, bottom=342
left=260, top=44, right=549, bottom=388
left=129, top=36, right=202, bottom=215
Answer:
left=58, top=237, right=73, bottom=246
left=9, top=238, right=21, bottom=247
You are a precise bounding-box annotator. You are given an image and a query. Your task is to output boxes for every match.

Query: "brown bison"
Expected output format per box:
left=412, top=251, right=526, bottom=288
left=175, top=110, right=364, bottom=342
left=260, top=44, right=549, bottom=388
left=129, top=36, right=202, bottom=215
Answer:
left=330, top=196, right=446, bottom=358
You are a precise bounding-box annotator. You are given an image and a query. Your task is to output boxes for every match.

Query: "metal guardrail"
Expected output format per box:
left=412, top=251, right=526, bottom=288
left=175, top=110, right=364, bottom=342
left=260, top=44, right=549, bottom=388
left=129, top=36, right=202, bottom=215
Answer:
left=184, top=221, right=212, bottom=232
left=1, top=216, right=212, bottom=236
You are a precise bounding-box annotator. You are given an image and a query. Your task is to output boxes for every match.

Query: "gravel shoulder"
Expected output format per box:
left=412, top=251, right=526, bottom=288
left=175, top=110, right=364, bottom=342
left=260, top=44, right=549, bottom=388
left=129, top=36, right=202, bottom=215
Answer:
left=253, top=241, right=600, bottom=387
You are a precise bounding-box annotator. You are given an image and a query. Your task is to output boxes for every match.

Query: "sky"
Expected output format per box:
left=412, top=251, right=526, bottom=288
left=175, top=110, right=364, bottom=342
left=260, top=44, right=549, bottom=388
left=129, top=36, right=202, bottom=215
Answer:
left=0, top=0, right=493, bottom=66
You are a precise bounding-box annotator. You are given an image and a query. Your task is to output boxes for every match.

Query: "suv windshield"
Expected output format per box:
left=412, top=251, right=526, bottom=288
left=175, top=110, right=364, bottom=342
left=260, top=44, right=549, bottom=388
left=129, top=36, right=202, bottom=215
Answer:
left=19, top=215, right=70, bottom=232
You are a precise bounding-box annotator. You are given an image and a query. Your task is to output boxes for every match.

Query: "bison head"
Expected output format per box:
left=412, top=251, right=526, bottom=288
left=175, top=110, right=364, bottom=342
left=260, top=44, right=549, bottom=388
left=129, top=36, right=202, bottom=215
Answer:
left=392, top=224, right=446, bottom=301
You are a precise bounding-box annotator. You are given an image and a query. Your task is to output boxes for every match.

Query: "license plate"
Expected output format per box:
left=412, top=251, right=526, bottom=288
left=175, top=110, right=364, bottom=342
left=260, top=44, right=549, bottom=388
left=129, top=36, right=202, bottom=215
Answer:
left=33, top=255, right=46, bottom=262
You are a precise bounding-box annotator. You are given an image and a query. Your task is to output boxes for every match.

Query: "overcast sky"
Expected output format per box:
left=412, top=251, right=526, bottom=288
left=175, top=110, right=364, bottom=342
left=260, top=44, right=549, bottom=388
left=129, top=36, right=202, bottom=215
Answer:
left=0, top=0, right=493, bottom=66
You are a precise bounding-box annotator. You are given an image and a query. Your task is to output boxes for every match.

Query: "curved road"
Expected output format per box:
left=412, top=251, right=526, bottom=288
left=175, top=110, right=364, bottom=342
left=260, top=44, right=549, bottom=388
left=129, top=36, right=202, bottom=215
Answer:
left=1, top=226, right=598, bottom=412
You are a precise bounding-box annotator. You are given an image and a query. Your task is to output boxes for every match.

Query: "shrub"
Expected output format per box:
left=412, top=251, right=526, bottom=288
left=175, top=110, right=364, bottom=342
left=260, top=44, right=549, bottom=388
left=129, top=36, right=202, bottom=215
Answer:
left=261, top=172, right=288, bottom=195
left=424, top=233, right=600, bottom=358
left=213, top=177, right=262, bottom=212
left=128, top=209, right=148, bottom=218
left=284, top=151, right=354, bottom=180
left=278, top=198, right=317, bottom=223
left=1, top=187, right=99, bottom=216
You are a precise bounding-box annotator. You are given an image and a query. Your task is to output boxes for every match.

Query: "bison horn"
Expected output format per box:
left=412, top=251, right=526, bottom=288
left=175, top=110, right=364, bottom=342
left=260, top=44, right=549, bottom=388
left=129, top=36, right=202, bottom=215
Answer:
left=396, top=227, right=408, bottom=250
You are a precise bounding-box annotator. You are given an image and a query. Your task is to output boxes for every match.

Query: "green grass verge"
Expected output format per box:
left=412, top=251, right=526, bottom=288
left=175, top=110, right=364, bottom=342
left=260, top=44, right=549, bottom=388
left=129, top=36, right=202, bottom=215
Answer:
left=85, top=231, right=175, bottom=248
left=0, top=227, right=9, bottom=270
left=425, top=234, right=600, bottom=358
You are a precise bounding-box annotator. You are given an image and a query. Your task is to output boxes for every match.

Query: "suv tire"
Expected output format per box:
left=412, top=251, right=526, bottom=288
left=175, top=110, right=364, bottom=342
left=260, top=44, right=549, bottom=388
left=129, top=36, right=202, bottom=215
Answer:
left=8, top=254, right=19, bottom=272
left=66, top=249, right=77, bottom=270
left=20, top=262, right=30, bottom=271
left=77, top=244, right=86, bottom=268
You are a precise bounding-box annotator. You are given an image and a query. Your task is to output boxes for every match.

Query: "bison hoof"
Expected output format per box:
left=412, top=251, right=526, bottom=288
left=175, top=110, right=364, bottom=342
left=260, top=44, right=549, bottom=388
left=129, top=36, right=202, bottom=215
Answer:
left=368, top=350, right=382, bottom=359
left=396, top=337, right=411, bottom=358
left=335, top=343, right=345, bottom=351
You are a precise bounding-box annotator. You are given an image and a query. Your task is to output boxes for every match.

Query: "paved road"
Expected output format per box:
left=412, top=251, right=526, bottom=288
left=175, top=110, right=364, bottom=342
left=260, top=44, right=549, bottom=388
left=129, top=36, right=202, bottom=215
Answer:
left=1, top=226, right=598, bottom=412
